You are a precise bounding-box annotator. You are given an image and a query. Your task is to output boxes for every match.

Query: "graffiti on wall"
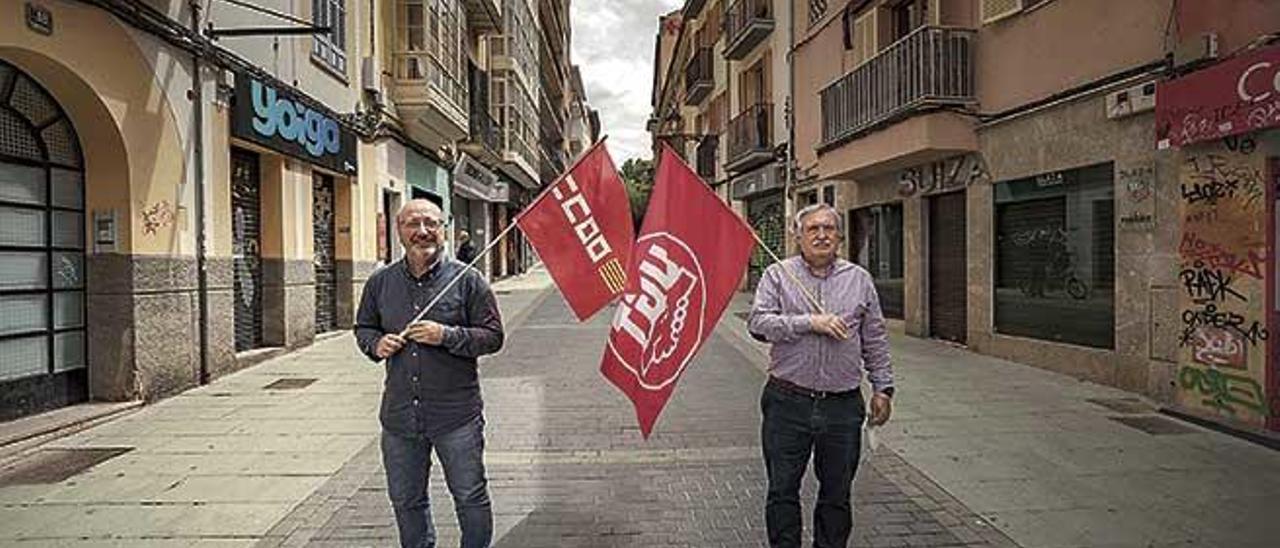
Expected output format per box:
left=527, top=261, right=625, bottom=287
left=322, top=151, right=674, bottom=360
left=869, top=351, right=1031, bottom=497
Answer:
left=1175, top=135, right=1271, bottom=423
left=141, top=201, right=176, bottom=235
left=1118, top=163, right=1155, bottom=230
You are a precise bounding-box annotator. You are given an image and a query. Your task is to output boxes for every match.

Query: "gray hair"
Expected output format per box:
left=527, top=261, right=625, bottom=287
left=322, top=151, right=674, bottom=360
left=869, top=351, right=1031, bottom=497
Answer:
left=792, top=203, right=843, bottom=238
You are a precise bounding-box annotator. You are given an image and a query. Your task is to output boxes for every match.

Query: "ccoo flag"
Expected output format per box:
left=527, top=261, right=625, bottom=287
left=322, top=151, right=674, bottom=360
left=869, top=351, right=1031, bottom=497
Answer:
left=516, top=140, right=635, bottom=321
left=600, top=145, right=756, bottom=438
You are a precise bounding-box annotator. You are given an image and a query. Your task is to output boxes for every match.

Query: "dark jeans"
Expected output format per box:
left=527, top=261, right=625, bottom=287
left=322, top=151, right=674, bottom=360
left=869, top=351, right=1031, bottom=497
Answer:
left=761, top=381, right=865, bottom=548
left=382, top=416, right=492, bottom=548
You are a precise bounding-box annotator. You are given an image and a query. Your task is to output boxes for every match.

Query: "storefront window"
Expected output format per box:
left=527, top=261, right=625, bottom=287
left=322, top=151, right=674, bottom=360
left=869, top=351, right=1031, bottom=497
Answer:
left=851, top=203, right=904, bottom=319
left=994, top=162, right=1115, bottom=348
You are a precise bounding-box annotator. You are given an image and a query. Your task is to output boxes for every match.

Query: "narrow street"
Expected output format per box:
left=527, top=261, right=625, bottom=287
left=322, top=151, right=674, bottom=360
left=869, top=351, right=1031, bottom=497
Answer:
left=2, top=269, right=1279, bottom=547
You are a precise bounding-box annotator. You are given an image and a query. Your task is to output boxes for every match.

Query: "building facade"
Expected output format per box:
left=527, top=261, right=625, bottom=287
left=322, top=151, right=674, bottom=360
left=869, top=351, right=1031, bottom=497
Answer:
left=0, top=0, right=586, bottom=422
left=651, top=0, right=1280, bottom=437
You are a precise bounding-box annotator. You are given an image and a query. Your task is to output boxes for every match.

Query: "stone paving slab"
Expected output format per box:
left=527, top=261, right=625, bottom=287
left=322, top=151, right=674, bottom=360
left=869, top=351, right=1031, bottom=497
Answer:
left=259, top=292, right=1016, bottom=548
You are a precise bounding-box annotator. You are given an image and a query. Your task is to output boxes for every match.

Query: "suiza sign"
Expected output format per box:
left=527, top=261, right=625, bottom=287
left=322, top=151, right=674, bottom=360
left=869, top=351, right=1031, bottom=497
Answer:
left=232, top=75, right=358, bottom=173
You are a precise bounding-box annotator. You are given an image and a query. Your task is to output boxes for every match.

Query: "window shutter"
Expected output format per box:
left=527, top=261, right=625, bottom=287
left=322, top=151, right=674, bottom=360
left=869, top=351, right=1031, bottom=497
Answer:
left=852, top=10, right=876, bottom=65
left=981, top=0, right=1022, bottom=24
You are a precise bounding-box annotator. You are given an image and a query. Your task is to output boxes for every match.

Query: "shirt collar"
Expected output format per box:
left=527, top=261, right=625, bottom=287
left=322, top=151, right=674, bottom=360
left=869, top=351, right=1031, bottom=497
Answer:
left=399, top=253, right=444, bottom=282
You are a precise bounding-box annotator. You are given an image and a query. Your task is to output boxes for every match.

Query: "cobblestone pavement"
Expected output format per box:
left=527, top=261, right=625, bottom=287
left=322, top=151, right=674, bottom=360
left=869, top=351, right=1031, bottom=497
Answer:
left=259, top=291, right=1017, bottom=548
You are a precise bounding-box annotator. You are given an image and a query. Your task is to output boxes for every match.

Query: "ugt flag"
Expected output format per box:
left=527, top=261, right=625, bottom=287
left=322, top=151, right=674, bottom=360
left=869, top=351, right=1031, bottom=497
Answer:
left=601, top=145, right=755, bottom=438
left=516, top=140, right=634, bottom=321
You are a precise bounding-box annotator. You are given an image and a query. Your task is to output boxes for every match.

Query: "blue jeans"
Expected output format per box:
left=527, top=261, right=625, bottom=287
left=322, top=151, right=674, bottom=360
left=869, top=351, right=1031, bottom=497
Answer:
left=382, top=416, right=492, bottom=548
left=761, top=381, right=865, bottom=548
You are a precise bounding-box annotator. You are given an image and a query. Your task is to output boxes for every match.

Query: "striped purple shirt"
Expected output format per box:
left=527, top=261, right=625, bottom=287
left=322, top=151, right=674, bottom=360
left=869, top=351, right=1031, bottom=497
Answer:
left=747, top=256, right=894, bottom=394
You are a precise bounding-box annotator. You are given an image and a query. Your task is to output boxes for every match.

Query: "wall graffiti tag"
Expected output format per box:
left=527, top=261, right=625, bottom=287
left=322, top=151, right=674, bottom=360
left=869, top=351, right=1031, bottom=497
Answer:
left=1190, top=327, right=1247, bottom=368
left=1178, top=366, right=1268, bottom=416
left=1178, top=261, right=1246, bottom=303
left=141, top=201, right=175, bottom=235
left=1178, top=233, right=1265, bottom=280
left=1179, top=303, right=1267, bottom=348
left=1118, top=163, right=1156, bottom=230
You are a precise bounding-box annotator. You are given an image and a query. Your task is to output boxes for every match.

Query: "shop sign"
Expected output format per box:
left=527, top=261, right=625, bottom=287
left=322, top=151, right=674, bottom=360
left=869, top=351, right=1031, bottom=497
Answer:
left=453, top=154, right=507, bottom=202
left=1156, top=43, right=1280, bottom=149
left=232, top=75, right=358, bottom=174
left=1117, top=163, right=1156, bottom=230
left=897, top=154, right=990, bottom=197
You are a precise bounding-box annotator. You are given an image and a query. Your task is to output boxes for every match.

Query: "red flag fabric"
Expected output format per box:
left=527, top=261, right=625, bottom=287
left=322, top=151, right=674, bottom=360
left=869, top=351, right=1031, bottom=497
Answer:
left=516, top=141, right=635, bottom=321
left=600, top=145, right=756, bottom=438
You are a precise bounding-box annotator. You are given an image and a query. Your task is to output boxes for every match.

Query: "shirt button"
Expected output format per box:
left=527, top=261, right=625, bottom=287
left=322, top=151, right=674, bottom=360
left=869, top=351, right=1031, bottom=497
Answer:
left=411, top=352, right=417, bottom=357
left=412, top=376, right=419, bottom=383
left=412, top=398, right=419, bottom=406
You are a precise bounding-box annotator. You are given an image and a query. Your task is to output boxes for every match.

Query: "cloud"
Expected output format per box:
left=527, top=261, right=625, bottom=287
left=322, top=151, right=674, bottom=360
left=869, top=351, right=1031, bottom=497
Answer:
left=571, top=0, right=684, bottom=163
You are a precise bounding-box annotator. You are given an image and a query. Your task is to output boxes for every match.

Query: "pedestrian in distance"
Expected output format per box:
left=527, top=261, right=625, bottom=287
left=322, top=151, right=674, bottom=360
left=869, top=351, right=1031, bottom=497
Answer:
left=748, top=202, right=896, bottom=548
left=355, top=199, right=505, bottom=548
left=456, top=229, right=477, bottom=265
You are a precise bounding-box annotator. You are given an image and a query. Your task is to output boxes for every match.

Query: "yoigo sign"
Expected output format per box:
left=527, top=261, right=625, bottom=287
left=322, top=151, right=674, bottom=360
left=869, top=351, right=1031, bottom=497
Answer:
left=232, top=75, right=358, bottom=174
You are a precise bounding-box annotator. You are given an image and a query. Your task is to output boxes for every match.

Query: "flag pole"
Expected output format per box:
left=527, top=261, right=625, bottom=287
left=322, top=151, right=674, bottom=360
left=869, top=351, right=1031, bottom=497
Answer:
left=399, top=135, right=614, bottom=334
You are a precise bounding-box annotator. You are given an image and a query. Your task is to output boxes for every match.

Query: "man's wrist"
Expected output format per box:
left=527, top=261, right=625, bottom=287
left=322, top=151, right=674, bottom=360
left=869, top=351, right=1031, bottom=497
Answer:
left=876, top=387, right=895, bottom=399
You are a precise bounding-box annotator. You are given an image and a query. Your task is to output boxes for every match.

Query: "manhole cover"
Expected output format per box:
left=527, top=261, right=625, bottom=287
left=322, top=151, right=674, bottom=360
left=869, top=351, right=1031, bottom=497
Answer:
left=264, top=378, right=317, bottom=390
left=1086, top=398, right=1151, bottom=414
left=1110, top=416, right=1197, bottom=435
left=0, top=447, right=132, bottom=486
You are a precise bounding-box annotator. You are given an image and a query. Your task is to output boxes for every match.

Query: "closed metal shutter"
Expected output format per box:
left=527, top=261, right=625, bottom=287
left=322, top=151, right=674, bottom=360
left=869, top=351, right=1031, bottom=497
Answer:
left=231, top=149, right=262, bottom=352
left=747, top=191, right=784, bottom=288
left=928, top=191, right=967, bottom=344
left=313, top=173, right=337, bottom=333
left=0, top=61, right=87, bottom=421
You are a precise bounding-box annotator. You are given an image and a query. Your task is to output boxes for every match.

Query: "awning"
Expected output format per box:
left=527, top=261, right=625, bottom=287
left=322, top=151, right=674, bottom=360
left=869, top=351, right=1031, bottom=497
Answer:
left=452, top=154, right=509, bottom=203
left=1156, top=43, right=1280, bottom=149
left=731, top=162, right=785, bottom=201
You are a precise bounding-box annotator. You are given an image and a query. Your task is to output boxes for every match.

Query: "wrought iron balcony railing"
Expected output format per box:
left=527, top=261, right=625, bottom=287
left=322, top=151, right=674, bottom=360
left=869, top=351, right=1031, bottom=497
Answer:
left=723, top=0, right=774, bottom=60
left=726, top=102, right=773, bottom=171
left=819, top=26, right=976, bottom=148
left=684, top=47, right=714, bottom=105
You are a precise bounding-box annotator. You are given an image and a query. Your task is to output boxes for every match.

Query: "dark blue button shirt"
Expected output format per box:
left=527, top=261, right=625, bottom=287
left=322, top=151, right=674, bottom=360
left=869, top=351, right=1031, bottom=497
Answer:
left=354, top=257, right=504, bottom=438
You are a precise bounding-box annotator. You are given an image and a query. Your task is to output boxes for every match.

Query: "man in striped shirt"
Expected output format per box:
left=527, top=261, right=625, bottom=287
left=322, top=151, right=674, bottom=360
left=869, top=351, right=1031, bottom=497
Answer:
left=748, top=202, right=895, bottom=548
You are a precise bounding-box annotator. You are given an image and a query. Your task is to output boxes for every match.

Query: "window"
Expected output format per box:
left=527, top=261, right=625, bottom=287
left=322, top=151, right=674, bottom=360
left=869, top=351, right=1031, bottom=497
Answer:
left=822, top=185, right=835, bottom=206
left=313, top=0, right=347, bottom=74
left=851, top=203, right=904, bottom=319
left=808, top=0, right=828, bottom=25
left=397, top=0, right=467, bottom=108
left=799, top=189, right=818, bottom=206
left=890, top=0, right=928, bottom=40
left=994, top=163, right=1115, bottom=348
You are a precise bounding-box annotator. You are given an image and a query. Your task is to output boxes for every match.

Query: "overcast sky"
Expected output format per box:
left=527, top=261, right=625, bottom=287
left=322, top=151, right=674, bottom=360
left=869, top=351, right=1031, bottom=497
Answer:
left=571, top=0, right=683, bottom=164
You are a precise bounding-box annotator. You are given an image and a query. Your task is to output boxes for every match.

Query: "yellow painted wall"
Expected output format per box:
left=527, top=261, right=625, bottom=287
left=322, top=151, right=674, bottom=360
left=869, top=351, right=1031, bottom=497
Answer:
left=0, top=2, right=190, bottom=256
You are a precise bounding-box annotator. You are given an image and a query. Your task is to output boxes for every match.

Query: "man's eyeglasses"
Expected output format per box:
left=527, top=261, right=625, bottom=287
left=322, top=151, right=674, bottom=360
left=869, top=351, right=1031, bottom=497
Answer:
left=401, top=218, right=444, bottom=231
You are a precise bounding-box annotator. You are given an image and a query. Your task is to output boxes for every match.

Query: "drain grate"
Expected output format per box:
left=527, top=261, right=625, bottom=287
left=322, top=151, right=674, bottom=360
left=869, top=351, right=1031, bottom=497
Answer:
left=264, top=378, right=318, bottom=390
left=1110, top=415, right=1198, bottom=435
left=0, top=447, right=132, bottom=486
left=1086, top=398, right=1151, bottom=414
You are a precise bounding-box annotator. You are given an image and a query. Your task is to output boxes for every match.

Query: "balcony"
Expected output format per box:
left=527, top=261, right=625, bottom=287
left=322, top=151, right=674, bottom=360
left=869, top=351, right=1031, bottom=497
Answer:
left=696, top=134, right=718, bottom=179
left=391, top=52, right=469, bottom=149
left=462, top=107, right=501, bottom=159
left=684, top=47, right=714, bottom=105
left=725, top=102, right=773, bottom=173
left=723, top=0, right=774, bottom=60
left=462, top=0, right=501, bottom=32
left=819, top=26, right=976, bottom=149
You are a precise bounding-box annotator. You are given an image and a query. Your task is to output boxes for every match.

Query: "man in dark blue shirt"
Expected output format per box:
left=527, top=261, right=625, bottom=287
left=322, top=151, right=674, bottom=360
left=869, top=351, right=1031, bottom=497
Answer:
left=355, top=199, right=504, bottom=548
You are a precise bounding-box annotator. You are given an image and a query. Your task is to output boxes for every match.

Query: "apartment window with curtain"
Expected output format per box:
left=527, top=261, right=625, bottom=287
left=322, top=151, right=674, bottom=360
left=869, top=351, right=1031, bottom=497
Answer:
left=397, top=0, right=467, bottom=108
left=313, top=0, right=347, bottom=74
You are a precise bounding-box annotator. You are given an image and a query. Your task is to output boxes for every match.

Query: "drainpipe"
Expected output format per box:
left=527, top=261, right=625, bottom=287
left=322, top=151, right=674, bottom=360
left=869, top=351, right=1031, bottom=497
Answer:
left=191, top=0, right=211, bottom=384
left=784, top=0, right=796, bottom=254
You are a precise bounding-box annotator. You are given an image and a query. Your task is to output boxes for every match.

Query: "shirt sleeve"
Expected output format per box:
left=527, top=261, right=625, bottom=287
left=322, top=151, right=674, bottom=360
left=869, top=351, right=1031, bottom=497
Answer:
left=354, top=272, right=385, bottom=363
left=747, top=264, right=812, bottom=343
left=858, top=272, right=894, bottom=394
left=440, top=270, right=505, bottom=359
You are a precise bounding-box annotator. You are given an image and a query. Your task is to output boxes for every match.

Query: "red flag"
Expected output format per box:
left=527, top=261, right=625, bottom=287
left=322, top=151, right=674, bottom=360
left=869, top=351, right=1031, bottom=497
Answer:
left=516, top=141, right=635, bottom=321
left=600, top=145, right=756, bottom=438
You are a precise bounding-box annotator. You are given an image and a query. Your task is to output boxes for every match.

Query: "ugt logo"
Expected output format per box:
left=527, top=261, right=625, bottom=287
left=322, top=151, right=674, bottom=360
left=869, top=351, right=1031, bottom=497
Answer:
left=250, top=79, right=341, bottom=158
left=608, top=234, right=706, bottom=390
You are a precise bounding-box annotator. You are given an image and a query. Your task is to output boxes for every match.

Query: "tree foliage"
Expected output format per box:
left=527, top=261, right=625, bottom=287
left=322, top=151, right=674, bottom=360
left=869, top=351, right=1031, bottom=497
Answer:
left=619, top=157, right=654, bottom=232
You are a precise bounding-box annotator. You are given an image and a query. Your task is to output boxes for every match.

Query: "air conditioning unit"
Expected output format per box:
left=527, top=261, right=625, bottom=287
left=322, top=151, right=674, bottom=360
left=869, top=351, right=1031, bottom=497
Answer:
left=1173, top=32, right=1219, bottom=68
left=1105, top=80, right=1157, bottom=120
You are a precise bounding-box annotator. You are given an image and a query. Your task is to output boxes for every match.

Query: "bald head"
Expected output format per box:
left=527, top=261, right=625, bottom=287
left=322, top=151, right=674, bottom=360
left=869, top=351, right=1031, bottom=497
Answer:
left=397, top=199, right=443, bottom=224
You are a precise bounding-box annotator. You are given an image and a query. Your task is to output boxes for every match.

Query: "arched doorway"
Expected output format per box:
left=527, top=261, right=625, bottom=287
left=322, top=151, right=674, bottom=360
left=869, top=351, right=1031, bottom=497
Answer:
left=0, top=59, right=87, bottom=421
